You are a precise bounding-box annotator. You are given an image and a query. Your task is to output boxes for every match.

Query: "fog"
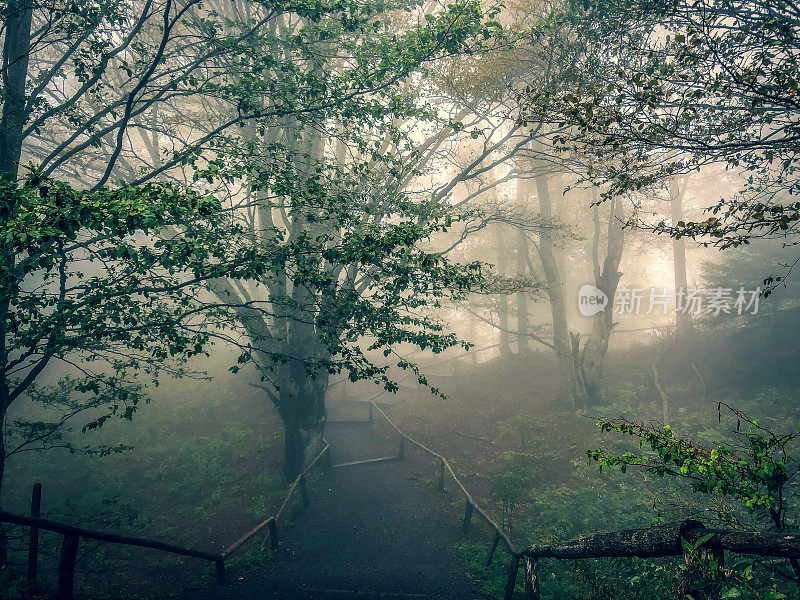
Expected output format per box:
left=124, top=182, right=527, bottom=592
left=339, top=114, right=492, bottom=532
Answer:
left=1, top=0, right=798, bottom=598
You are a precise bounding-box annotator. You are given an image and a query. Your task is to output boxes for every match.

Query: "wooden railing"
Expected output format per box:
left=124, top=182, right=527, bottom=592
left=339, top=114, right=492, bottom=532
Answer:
left=368, top=401, right=516, bottom=559
left=0, top=511, right=226, bottom=598
left=222, top=439, right=331, bottom=558
left=366, top=401, right=800, bottom=600
left=0, top=439, right=331, bottom=600
left=8, top=398, right=800, bottom=600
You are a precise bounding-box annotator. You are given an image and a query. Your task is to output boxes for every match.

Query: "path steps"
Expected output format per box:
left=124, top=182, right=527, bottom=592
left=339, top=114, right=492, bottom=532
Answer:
left=179, top=421, right=484, bottom=600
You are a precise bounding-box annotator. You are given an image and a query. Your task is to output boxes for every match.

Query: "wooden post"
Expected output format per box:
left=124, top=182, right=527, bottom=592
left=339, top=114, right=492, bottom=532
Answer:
left=504, top=554, right=520, bottom=600
left=268, top=518, right=279, bottom=552
left=57, top=533, right=79, bottom=600
left=683, top=532, right=723, bottom=600
left=398, top=436, right=405, bottom=459
left=524, top=556, right=539, bottom=600
left=299, top=476, right=310, bottom=509
left=462, top=499, right=474, bottom=534
left=27, top=482, right=42, bottom=587
left=708, top=547, right=725, bottom=600
left=700, top=546, right=724, bottom=568
left=215, top=558, right=226, bottom=585
left=437, top=460, right=445, bottom=493
left=486, top=531, right=501, bottom=566
left=322, top=445, right=332, bottom=471
left=697, top=546, right=725, bottom=600
left=368, top=403, right=374, bottom=425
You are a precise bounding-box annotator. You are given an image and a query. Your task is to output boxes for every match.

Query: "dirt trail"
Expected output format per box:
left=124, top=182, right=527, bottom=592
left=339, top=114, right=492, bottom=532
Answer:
left=179, top=420, right=485, bottom=600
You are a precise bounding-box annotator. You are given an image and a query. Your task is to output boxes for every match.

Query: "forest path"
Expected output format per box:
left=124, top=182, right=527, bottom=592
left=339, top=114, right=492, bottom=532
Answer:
left=179, top=419, right=485, bottom=600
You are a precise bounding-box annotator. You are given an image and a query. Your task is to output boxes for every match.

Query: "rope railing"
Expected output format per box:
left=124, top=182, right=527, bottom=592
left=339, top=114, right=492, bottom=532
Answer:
left=222, top=438, right=331, bottom=558
left=0, top=439, right=331, bottom=600
left=8, top=398, right=800, bottom=600
left=369, top=401, right=516, bottom=558
left=366, top=401, right=800, bottom=600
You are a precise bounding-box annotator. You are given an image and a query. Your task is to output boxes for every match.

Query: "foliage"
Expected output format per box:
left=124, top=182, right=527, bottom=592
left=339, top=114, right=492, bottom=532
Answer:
left=0, top=0, right=504, bottom=480
left=456, top=539, right=681, bottom=600
left=702, top=239, right=800, bottom=313
left=441, top=351, right=800, bottom=599
left=1, top=0, right=499, bottom=183
left=455, top=541, right=512, bottom=599
left=519, top=0, right=800, bottom=251
left=1, top=173, right=270, bottom=465
left=589, top=402, right=800, bottom=590
left=679, top=533, right=791, bottom=600
left=588, top=404, right=800, bottom=531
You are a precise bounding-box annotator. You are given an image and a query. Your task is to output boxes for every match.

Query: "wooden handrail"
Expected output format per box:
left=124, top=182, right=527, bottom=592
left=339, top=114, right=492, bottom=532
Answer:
left=369, top=401, right=517, bottom=556
left=221, top=439, right=331, bottom=558
left=522, top=520, right=703, bottom=559
left=9, top=415, right=800, bottom=600
left=1, top=439, right=332, bottom=599
left=0, top=510, right=226, bottom=600
left=275, top=440, right=330, bottom=522
left=516, top=521, right=800, bottom=600
left=0, top=511, right=222, bottom=563
left=682, top=527, right=800, bottom=558
left=221, top=516, right=276, bottom=559
left=367, top=402, right=800, bottom=600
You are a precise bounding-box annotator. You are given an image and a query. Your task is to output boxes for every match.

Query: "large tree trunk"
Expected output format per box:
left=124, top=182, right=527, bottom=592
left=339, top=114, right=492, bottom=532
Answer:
left=278, top=120, right=329, bottom=480
left=0, top=0, right=33, bottom=177
left=670, top=176, right=693, bottom=336
left=0, top=0, right=34, bottom=568
left=580, top=195, right=624, bottom=405
left=275, top=358, right=328, bottom=479
left=534, top=172, right=582, bottom=406
left=0, top=403, right=7, bottom=567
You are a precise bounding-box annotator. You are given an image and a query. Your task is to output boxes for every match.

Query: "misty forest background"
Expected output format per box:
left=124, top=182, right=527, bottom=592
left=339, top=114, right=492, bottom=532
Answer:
left=1, top=0, right=799, bottom=598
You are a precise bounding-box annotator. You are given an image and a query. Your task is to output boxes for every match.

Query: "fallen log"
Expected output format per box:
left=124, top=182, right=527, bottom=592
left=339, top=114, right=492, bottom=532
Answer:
left=522, top=520, right=703, bottom=559
left=683, top=528, right=800, bottom=558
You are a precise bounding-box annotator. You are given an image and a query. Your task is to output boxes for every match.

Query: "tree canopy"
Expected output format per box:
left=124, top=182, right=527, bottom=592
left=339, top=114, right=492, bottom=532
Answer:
left=519, top=0, right=800, bottom=251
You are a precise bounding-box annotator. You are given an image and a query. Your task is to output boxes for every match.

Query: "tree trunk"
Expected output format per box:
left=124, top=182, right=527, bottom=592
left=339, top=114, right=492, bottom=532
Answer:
left=670, top=176, right=692, bottom=336
left=516, top=176, right=531, bottom=356
left=494, top=223, right=512, bottom=360
left=0, top=0, right=33, bottom=177
left=580, top=196, right=624, bottom=405
left=534, top=173, right=581, bottom=406
left=0, top=1, right=33, bottom=566
left=524, top=520, right=704, bottom=559
left=276, top=359, right=328, bottom=480
left=0, top=404, right=7, bottom=567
